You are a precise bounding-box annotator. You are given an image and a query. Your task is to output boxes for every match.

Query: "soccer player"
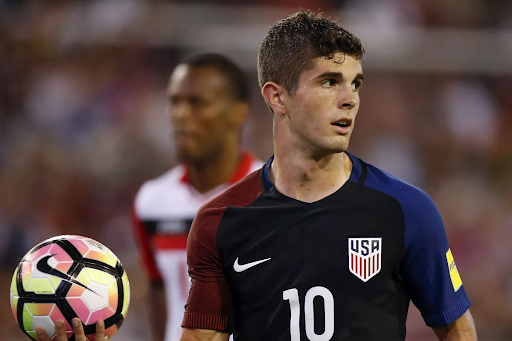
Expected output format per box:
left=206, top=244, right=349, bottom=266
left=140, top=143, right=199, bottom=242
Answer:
left=133, top=54, right=263, bottom=341
left=180, top=11, right=477, bottom=341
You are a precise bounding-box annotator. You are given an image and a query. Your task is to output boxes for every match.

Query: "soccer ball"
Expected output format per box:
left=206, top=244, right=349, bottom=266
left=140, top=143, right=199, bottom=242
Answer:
left=10, top=235, right=130, bottom=340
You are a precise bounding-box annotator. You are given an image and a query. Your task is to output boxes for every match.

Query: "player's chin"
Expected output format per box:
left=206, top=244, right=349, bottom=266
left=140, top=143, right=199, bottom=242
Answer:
left=318, top=141, right=350, bottom=155
left=178, top=149, right=213, bottom=164
left=326, top=135, right=351, bottom=152
left=177, top=149, right=198, bottom=163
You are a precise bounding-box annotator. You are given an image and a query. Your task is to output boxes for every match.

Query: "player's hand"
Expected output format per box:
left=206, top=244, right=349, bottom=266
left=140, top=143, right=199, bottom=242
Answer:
left=36, top=318, right=105, bottom=341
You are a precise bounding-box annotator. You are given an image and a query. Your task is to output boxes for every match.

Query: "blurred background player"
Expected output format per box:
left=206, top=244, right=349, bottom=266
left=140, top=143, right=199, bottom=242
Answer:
left=132, top=53, right=263, bottom=341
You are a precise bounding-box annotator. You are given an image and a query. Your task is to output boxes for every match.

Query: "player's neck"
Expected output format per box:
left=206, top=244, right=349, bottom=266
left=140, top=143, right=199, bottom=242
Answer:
left=271, top=148, right=352, bottom=203
left=186, top=142, right=242, bottom=194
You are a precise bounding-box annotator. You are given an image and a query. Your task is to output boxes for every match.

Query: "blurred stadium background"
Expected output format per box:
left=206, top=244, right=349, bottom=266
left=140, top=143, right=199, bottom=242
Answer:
left=1, top=0, right=511, bottom=340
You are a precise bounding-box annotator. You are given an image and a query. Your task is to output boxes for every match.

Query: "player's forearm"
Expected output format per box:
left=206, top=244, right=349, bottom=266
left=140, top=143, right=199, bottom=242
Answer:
left=179, top=328, right=230, bottom=341
left=433, top=311, right=477, bottom=340
left=149, top=281, right=168, bottom=341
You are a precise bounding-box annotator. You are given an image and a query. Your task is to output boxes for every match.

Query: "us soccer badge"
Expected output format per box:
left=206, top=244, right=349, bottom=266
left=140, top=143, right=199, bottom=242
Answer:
left=348, top=238, right=382, bottom=282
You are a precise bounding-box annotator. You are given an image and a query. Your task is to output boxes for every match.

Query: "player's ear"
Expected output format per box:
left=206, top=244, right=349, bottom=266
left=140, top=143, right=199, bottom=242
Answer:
left=261, top=82, right=287, bottom=115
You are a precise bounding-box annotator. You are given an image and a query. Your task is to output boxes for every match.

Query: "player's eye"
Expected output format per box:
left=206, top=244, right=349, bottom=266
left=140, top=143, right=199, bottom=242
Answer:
left=168, top=95, right=180, bottom=106
left=321, top=79, right=337, bottom=87
left=189, top=97, right=203, bottom=107
left=352, top=80, right=363, bottom=91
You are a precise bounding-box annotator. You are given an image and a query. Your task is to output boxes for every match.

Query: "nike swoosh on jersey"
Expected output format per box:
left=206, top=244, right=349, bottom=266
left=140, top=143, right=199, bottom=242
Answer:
left=233, top=257, right=271, bottom=272
left=36, top=254, right=97, bottom=294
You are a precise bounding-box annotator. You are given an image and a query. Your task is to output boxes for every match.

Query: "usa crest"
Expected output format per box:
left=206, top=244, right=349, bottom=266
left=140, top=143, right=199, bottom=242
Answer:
left=348, top=238, right=382, bottom=282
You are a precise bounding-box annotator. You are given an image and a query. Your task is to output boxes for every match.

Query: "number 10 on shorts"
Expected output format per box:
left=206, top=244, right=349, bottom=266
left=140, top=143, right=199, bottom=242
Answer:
left=283, top=286, right=335, bottom=341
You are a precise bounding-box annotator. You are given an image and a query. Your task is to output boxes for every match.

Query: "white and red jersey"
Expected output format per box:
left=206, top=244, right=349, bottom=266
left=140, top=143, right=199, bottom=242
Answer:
left=133, top=152, right=263, bottom=341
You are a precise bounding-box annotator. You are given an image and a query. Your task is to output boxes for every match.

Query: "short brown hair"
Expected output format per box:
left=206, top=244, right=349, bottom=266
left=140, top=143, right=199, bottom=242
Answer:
left=257, top=10, right=364, bottom=95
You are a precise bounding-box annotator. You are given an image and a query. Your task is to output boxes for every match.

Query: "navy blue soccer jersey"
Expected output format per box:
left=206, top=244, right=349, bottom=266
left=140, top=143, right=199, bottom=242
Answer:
left=182, top=152, right=471, bottom=340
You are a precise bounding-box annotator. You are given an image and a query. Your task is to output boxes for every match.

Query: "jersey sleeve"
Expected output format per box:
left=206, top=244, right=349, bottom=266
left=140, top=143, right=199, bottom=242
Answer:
left=182, top=204, right=233, bottom=333
left=132, top=203, right=163, bottom=282
left=400, top=189, right=471, bottom=327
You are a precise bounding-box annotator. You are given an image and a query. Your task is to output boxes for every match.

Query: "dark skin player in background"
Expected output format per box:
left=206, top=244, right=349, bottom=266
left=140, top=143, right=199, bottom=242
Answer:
left=37, top=54, right=252, bottom=341
left=147, top=54, right=250, bottom=341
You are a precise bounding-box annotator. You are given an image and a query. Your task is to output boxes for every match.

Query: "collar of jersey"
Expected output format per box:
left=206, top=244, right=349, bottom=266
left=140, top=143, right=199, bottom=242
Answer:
left=262, top=152, right=363, bottom=192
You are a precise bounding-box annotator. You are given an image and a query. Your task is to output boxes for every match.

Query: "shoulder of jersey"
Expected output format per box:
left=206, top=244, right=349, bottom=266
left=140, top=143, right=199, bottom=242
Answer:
left=200, top=168, right=264, bottom=212
left=249, top=159, right=265, bottom=172
left=134, top=165, right=187, bottom=215
left=135, top=158, right=264, bottom=216
left=363, top=160, right=436, bottom=213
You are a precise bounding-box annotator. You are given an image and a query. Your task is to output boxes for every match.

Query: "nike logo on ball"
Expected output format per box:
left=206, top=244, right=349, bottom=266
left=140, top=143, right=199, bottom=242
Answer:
left=233, top=257, right=271, bottom=272
left=36, top=254, right=96, bottom=294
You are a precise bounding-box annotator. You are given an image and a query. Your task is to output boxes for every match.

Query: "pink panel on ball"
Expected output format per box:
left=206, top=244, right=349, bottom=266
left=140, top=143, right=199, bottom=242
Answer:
left=87, top=306, right=115, bottom=325
left=69, top=240, right=89, bottom=257
left=50, top=306, right=72, bottom=330
left=67, top=283, right=86, bottom=297
left=55, top=262, right=73, bottom=274
left=25, top=244, right=53, bottom=262
left=49, top=245, right=73, bottom=262
left=67, top=298, right=90, bottom=322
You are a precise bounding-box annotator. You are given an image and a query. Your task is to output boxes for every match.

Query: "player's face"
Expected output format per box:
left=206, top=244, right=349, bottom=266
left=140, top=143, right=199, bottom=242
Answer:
left=168, top=65, right=236, bottom=162
left=284, top=53, right=363, bottom=154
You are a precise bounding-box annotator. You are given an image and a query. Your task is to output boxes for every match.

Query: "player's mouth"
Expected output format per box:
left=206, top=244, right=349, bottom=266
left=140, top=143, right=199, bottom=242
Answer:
left=174, top=130, right=195, bottom=143
left=331, top=118, right=352, bottom=135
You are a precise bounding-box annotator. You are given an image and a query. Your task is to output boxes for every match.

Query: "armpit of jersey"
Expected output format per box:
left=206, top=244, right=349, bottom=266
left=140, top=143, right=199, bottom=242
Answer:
left=182, top=170, right=263, bottom=332
left=359, top=159, right=471, bottom=327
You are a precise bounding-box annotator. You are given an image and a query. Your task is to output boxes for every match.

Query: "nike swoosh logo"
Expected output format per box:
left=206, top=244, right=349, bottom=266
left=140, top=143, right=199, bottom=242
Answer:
left=233, top=257, right=271, bottom=272
left=36, top=254, right=98, bottom=295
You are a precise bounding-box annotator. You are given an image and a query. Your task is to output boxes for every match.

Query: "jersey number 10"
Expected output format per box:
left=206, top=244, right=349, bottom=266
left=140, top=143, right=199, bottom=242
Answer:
left=283, top=286, right=334, bottom=341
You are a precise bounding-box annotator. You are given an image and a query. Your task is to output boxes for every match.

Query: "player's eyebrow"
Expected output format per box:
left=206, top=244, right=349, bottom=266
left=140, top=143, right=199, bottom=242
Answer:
left=315, top=72, right=343, bottom=80
left=314, top=72, right=365, bottom=83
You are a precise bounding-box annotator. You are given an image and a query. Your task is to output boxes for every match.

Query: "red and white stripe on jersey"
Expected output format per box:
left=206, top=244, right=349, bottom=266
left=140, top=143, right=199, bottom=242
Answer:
left=132, top=152, right=263, bottom=341
left=350, top=253, right=380, bottom=280
left=132, top=206, right=163, bottom=281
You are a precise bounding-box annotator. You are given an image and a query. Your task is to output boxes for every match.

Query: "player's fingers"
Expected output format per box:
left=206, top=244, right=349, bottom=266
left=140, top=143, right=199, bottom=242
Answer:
left=54, top=320, right=68, bottom=341
left=94, top=320, right=106, bottom=341
left=72, top=318, right=87, bottom=341
left=35, top=326, right=51, bottom=341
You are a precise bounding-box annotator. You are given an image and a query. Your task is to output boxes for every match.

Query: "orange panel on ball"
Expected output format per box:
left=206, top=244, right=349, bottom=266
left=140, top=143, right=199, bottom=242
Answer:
left=84, top=250, right=113, bottom=266
left=50, top=306, right=72, bottom=330
left=67, top=283, right=86, bottom=297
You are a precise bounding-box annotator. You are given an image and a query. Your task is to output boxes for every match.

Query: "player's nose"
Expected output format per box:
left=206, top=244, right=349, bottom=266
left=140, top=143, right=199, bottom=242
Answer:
left=337, top=87, right=358, bottom=109
left=170, top=103, right=192, bottom=121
